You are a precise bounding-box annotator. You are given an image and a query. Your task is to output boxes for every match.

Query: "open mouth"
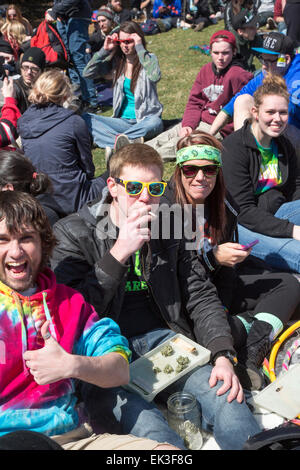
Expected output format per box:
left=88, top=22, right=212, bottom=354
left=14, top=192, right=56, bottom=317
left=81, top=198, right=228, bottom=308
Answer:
left=6, top=261, right=28, bottom=278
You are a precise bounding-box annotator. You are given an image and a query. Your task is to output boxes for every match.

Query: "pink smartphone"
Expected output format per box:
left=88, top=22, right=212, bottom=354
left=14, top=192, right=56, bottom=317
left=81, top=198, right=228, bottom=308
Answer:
left=241, top=239, right=259, bottom=251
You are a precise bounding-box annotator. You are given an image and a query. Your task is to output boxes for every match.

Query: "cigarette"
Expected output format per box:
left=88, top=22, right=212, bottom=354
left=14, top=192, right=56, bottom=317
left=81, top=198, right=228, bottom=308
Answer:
left=149, top=211, right=156, bottom=217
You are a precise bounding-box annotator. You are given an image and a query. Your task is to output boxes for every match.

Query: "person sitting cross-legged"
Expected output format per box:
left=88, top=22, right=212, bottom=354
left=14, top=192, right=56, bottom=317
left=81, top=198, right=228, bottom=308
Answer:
left=82, top=21, right=164, bottom=162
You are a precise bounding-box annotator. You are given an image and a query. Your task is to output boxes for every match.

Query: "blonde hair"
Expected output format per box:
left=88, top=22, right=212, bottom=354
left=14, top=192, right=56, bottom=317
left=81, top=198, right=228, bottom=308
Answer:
left=2, top=20, right=27, bottom=45
left=29, top=69, right=73, bottom=106
left=253, top=73, right=290, bottom=109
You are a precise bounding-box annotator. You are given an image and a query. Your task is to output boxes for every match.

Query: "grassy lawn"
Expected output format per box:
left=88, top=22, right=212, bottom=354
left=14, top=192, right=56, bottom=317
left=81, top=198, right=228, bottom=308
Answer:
left=92, top=21, right=223, bottom=179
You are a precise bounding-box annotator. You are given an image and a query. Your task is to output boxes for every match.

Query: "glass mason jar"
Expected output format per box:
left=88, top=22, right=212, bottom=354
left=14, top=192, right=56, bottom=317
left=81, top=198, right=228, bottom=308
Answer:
left=167, top=392, right=203, bottom=450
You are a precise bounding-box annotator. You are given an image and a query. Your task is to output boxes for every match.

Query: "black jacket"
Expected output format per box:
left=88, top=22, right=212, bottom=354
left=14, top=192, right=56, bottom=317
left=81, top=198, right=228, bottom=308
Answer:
left=222, top=120, right=300, bottom=238
left=51, top=0, right=92, bottom=20
left=162, top=178, right=271, bottom=310
left=51, top=190, right=236, bottom=358
left=14, top=77, right=31, bottom=115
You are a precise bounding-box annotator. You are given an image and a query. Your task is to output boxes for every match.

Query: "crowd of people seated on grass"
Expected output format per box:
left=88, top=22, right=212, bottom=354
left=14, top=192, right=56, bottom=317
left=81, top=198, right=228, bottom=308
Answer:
left=0, top=0, right=300, bottom=452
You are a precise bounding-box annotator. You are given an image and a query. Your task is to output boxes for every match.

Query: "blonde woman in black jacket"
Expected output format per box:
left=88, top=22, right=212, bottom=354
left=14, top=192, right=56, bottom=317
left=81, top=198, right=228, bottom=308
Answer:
left=222, top=73, right=300, bottom=273
left=165, top=129, right=300, bottom=390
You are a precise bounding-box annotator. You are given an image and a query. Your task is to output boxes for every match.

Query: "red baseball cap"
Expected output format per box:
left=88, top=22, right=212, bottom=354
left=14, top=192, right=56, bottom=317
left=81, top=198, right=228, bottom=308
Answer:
left=209, top=30, right=236, bottom=48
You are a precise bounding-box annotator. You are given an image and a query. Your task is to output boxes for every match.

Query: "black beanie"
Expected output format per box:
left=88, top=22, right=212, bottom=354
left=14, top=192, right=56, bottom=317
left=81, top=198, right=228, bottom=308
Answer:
left=21, top=47, right=46, bottom=70
left=0, top=39, right=14, bottom=55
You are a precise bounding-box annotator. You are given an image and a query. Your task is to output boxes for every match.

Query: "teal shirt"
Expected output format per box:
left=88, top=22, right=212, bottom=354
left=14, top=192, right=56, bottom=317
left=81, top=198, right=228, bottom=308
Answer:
left=120, top=77, right=136, bottom=120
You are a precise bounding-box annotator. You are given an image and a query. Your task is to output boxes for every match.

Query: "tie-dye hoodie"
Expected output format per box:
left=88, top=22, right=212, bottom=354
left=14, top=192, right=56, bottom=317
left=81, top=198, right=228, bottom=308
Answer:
left=0, top=267, right=131, bottom=437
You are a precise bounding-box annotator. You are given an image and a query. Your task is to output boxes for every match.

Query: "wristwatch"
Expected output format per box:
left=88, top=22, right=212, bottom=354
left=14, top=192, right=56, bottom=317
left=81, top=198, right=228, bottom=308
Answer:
left=212, top=350, right=238, bottom=367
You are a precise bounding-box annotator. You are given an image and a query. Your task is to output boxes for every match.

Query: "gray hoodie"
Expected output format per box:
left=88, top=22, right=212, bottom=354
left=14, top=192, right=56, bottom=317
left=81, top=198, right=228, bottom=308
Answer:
left=83, top=43, right=163, bottom=121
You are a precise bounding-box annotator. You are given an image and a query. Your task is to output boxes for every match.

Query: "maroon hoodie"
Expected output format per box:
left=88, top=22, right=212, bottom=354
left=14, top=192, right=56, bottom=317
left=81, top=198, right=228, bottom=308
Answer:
left=182, top=62, right=253, bottom=136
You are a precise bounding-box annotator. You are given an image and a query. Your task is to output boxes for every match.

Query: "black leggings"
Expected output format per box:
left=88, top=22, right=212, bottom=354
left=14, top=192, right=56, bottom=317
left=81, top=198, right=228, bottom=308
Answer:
left=229, top=271, right=300, bottom=325
left=284, top=3, right=300, bottom=46
left=219, top=268, right=300, bottom=350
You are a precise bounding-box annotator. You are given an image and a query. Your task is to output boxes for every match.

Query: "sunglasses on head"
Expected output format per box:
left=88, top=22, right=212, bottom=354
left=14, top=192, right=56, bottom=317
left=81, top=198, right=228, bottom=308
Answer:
left=113, top=38, right=134, bottom=45
left=115, top=178, right=166, bottom=197
left=180, top=164, right=220, bottom=178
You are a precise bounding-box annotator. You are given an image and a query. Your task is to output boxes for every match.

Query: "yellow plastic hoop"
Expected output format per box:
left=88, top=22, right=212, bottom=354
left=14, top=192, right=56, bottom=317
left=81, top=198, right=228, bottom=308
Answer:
left=268, top=320, right=300, bottom=423
left=268, top=320, right=300, bottom=382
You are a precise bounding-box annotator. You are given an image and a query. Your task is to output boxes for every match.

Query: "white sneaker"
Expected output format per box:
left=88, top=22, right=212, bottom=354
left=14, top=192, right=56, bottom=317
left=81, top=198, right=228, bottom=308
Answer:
left=267, top=17, right=277, bottom=29
left=105, top=147, right=113, bottom=163
left=131, top=137, right=144, bottom=144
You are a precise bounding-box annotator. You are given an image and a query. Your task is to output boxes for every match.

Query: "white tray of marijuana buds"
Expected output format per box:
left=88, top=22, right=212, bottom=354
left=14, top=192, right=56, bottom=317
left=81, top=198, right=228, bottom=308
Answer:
left=123, top=334, right=211, bottom=402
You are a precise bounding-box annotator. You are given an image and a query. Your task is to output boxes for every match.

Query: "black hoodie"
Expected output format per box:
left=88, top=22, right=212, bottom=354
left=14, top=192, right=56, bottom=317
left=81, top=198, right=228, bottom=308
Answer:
left=222, top=120, right=300, bottom=238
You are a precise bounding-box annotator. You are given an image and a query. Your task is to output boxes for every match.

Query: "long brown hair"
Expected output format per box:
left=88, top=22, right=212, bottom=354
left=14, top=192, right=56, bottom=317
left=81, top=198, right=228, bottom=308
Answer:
left=174, top=131, right=227, bottom=245
left=4, top=4, right=33, bottom=35
left=113, top=21, right=147, bottom=94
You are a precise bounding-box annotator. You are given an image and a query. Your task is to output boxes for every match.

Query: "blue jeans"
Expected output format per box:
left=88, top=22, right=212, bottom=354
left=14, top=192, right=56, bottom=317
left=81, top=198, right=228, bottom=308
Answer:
left=57, top=18, right=97, bottom=106
left=277, top=21, right=287, bottom=35
left=238, top=200, right=300, bottom=273
left=81, top=328, right=261, bottom=450
left=82, top=113, right=164, bottom=148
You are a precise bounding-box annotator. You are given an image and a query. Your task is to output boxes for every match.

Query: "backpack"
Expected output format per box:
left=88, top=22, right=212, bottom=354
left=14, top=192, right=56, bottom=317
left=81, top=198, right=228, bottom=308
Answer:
left=30, top=20, right=69, bottom=69
left=140, top=19, right=161, bottom=36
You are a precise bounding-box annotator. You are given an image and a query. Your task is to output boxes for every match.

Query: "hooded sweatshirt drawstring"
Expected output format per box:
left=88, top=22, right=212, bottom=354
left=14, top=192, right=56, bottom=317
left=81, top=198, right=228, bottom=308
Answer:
left=11, top=291, right=29, bottom=377
left=11, top=290, right=57, bottom=376
left=42, top=291, right=57, bottom=341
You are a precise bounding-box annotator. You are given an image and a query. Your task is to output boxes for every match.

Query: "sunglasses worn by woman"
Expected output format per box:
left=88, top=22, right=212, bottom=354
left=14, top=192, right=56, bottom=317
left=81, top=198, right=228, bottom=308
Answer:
left=162, top=131, right=300, bottom=391
left=180, top=163, right=220, bottom=178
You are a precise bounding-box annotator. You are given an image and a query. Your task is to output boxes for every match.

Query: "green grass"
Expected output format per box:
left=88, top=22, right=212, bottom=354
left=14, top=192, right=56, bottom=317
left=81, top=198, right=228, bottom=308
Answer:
left=92, top=21, right=223, bottom=179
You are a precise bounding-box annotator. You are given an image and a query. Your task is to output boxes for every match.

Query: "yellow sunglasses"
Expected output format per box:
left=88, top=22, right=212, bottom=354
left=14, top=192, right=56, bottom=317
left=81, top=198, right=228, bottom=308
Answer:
left=115, top=178, right=167, bottom=197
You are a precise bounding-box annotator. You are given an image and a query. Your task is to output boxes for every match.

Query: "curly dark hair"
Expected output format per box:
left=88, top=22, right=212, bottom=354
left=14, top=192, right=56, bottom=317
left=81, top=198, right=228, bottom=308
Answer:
left=0, top=191, right=57, bottom=267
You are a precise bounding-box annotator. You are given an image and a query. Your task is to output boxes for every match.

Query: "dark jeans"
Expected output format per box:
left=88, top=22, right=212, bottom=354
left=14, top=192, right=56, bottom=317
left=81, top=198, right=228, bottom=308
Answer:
left=217, top=263, right=300, bottom=350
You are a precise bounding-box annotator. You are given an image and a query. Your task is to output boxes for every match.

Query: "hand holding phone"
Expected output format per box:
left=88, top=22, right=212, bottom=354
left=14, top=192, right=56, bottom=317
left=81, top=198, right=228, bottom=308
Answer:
left=241, top=239, right=259, bottom=251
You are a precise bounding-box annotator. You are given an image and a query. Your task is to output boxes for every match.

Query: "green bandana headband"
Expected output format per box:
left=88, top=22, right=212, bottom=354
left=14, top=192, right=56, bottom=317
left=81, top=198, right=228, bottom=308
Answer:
left=176, top=145, right=222, bottom=166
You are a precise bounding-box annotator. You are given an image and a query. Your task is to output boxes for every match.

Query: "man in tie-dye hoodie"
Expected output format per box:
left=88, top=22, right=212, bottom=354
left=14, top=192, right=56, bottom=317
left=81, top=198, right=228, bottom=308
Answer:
left=0, top=191, right=174, bottom=450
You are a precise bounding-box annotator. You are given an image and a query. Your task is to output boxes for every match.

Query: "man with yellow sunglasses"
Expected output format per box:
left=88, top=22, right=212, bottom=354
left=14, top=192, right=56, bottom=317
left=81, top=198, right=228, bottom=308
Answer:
left=52, top=143, right=261, bottom=450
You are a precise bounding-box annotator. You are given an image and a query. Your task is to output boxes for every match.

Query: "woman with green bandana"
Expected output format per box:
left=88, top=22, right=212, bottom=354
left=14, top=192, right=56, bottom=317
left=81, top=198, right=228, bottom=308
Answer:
left=162, top=130, right=300, bottom=391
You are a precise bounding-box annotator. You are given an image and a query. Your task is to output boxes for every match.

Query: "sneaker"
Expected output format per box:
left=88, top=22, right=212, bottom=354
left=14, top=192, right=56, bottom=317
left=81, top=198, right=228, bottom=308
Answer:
left=82, top=102, right=102, bottom=114
left=236, top=321, right=273, bottom=391
left=266, top=17, right=276, bottom=30
left=194, top=21, right=205, bottom=32
left=114, top=134, right=130, bottom=152
left=105, top=147, right=114, bottom=163
left=131, top=137, right=144, bottom=144
left=235, top=362, right=266, bottom=391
